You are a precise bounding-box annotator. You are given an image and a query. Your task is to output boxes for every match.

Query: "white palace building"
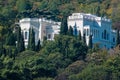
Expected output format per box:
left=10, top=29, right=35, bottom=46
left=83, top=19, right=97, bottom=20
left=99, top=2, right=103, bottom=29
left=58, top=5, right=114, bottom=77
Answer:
left=18, top=13, right=116, bottom=49
left=18, top=18, right=61, bottom=47
left=68, top=13, right=116, bottom=49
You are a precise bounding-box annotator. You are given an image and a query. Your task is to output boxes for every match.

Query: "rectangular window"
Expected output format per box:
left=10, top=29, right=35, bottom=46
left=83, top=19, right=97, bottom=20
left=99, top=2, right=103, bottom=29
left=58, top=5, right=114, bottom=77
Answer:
left=48, top=34, right=51, bottom=39
left=25, top=31, right=27, bottom=39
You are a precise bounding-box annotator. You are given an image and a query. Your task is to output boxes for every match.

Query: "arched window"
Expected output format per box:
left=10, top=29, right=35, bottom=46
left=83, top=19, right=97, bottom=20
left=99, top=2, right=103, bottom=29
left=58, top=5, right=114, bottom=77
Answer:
left=25, top=31, right=28, bottom=39
left=87, top=29, right=89, bottom=36
left=113, top=37, right=115, bottom=42
left=84, top=29, right=86, bottom=36
left=48, top=34, right=51, bottom=39
left=104, top=30, right=106, bottom=39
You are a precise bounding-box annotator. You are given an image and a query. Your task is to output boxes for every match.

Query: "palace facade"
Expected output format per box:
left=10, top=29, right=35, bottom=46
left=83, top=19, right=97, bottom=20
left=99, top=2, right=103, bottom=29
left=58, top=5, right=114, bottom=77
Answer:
left=18, top=13, right=116, bottom=49
left=68, top=13, right=116, bottom=49
left=18, top=18, right=61, bottom=47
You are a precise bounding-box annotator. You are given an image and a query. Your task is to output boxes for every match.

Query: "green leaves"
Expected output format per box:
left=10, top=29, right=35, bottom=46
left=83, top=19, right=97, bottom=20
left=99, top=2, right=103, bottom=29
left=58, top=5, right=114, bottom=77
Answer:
left=28, top=27, right=35, bottom=51
left=16, top=27, right=25, bottom=53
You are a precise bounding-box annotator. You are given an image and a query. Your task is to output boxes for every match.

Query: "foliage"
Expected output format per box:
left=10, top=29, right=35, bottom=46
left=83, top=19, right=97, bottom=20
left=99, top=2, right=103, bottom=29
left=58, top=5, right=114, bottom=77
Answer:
left=36, top=39, right=41, bottom=51
left=57, top=48, right=120, bottom=80
left=60, top=16, right=68, bottom=35
left=82, top=33, right=86, bottom=44
left=68, top=26, right=73, bottom=36
left=16, top=0, right=32, bottom=12
left=116, top=30, right=120, bottom=46
left=16, top=27, right=25, bottom=53
left=78, top=30, right=82, bottom=41
left=88, top=34, right=93, bottom=49
left=28, top=27, right=35, bottom=51
left=54, top=35, right=88, bottom=60
left=5, top=32, right=16, bottom=46
left=0, top=0, right=120, bottom=80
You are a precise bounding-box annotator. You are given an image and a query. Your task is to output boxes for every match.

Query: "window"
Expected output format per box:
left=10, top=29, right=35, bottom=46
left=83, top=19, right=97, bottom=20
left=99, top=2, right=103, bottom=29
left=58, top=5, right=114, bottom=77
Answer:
left=48, top=34, right=51, bottom=39
left=113, top=37, right=115, bottom=42
left=84, top=29, right=86, bottom=36
left=25, top=31, right=28, bottom=39
left=104, top=30, right=106, bottom=39
left=87, top=29, right=89, bottom=36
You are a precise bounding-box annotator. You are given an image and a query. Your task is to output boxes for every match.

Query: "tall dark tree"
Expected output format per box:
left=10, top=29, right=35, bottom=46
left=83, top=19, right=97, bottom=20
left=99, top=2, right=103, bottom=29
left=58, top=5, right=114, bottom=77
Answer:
left=13, top=47, right=18, bottom=60
left=83, top=33, right=86, bottom=44
left=5, top=32, right=16, bottom=46
left=88, top=34, right=93, bottom=49
left=116, top=29, right=120, bottom=46
left=16, top=27, right=25, bottom=53
left=74, top=23, right=77, bottom=36
left=0, top=42, right=4, bottom=56
left=68, top=26, right=73, bottom=36
left=78, top=30, right=82, bottom=41
left=36, top=39, right=41, bottom=51
left=16, top=0, right=32, bottom=12
left=20, top=33, right=25, bottom=51
left=96, top=4, right=100, bottom=16
left=28, top=27, right=35, bottom=51
left=60, top=16, right=68, bottom=35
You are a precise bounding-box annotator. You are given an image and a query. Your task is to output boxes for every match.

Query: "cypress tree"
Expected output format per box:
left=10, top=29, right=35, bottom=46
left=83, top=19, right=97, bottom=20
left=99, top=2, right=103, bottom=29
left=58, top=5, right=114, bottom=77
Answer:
left=68, top=26, right=73, bottom=36
left=0, top=42, right=4, bottom=56
left=5, top=32, right=16, bottom=46
left=74, top=23, right=77, bottom=36
left=13, top=47, right=18, bottom=60
left=88, top=34, right=93, bottom=49
left=16, top=27, right=25, bottom=53
left=96, top=4, right=100, bottom=16
left=28, top=27, right=35, bottom=51
left=83, top=33, right=86, bottom=44
left=78, top=30, right=82, bottom=41
left=36, top=39, right=41, bottom=51
left=60, top=16, right=68, bottom=35
left=116, top=29, right=120, bottom=46
left=20, top=33, right=25, bottom=51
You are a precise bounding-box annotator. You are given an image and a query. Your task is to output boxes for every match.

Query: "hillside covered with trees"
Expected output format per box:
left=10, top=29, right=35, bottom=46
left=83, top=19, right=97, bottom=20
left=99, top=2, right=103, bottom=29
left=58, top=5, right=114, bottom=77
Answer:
left=0, top=0, right=120, bottom=80
left=0, top=0, right=120, bottom=40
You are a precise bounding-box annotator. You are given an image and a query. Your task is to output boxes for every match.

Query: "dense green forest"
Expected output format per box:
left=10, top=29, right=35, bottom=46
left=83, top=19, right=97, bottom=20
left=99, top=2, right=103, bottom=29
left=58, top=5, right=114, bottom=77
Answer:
left=0, top=0, right=120, bottom=80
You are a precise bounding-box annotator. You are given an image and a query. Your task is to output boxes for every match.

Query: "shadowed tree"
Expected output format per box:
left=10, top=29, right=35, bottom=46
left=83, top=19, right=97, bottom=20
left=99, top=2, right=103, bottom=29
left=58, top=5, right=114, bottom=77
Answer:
left=74, top=23, right=77, bottom=36
left=5, top=32, right=16, bottom=46
left=88, top=34, right=93, bottom=49
left=68, top=26, right=73, bottom=36
left=83, top=33, right=86, bottom=44
left=113, top=21, right=120, bottom=46
left=0, top=42, right=5, bottom=56
left=16, top=27, right=25, bottom=53
left=28, top=27, right=35, bottom=51
left=36, top=39, right=41, bottom=51
left=78, top=30, right=82, bottom=41
left=60, top=16, right=68, bottom=35
left=16, top=0, right=32, bottom=12
left=116, top=29, right=120, bottom=46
